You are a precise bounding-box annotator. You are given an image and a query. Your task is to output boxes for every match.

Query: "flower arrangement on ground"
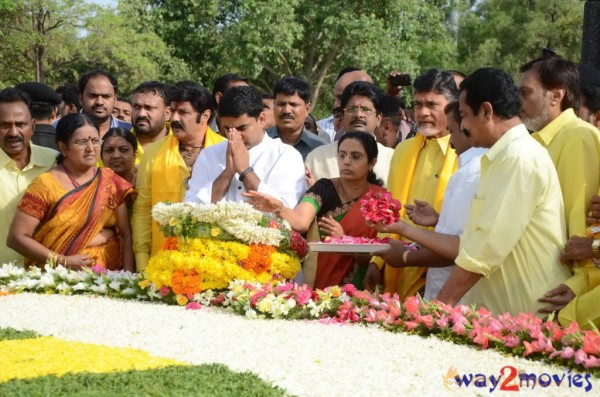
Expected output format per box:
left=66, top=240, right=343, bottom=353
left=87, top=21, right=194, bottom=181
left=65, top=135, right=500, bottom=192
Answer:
left=2, top=262, right=599, bottom=375
left=145, top=202, right=305, bottom=299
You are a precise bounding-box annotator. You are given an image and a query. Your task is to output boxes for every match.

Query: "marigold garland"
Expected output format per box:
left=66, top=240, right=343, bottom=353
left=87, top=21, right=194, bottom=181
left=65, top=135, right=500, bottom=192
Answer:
left=171, top=269, right=202, bottom=296
left=145, top=238, right=300, bottom=292
left=162, top=237, right=179, bottom=251
left=241, top=245, right=275, bottom=273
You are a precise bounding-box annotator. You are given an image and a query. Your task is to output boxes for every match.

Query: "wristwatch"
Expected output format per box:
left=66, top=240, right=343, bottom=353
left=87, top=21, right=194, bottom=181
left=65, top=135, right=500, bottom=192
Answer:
left=592, top=239, right=600, bottom=259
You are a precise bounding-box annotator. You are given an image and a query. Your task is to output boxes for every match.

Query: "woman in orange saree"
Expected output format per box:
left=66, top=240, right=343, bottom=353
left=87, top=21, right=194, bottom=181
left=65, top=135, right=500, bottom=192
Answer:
left=8, top=114, right=135, bottom=271
left=244, top=131, right=385, bottom=289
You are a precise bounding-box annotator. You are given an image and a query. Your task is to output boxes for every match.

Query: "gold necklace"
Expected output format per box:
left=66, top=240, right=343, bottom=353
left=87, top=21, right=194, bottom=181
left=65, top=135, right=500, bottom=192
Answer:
left=179, top=144, right=203, bottom=170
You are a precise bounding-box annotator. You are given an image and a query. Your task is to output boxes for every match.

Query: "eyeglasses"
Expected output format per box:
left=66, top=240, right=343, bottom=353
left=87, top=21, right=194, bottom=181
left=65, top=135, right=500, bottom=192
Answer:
left=71, top=137, right=101, bottom=149
left=343, top=106, right=376, bottom=116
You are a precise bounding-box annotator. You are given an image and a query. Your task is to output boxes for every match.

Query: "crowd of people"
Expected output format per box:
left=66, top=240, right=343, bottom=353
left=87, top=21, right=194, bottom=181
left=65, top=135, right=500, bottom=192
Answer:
left=2, top=55, right=600, bottom=329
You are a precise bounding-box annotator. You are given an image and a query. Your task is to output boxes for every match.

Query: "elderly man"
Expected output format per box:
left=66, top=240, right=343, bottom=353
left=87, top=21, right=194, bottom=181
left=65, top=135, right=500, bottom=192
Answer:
left=185, top=86, right=305, bottom=207
left=365, top=69, right=459, bottom=298
left=0, top=88, right=57, bottom=266
left=433, top=68, right=571, bottom=316
left=519, top=57, right=600, bottom=317
left=132, top=81, right=225, bottom=271
left=78, top=70, right=132, bottom=137
left=266, top=77, right=326, bottom=160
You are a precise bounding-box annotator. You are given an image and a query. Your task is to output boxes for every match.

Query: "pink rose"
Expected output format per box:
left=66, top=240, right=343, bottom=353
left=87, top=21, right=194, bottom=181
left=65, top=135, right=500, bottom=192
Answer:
left=185, top=302, right=202, bottom=310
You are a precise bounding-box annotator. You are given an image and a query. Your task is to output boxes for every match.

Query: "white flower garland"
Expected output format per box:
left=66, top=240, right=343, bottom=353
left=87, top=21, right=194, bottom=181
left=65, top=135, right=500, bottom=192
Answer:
left=152, top=201, right=288, bottom=247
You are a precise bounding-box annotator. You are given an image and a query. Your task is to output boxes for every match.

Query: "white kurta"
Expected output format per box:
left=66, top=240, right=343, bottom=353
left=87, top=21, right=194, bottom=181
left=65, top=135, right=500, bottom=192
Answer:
left=424, top=147, right=487, bottom=300
left=185, top=133, right=306, bottom=208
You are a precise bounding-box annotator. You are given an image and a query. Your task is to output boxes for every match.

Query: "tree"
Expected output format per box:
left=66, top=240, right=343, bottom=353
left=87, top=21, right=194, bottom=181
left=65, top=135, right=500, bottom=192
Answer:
left=125, top=0, right=457, bottom=115
left=0, top=0, right=87, bottom=85
left=456, top=0, right=584, bottom=76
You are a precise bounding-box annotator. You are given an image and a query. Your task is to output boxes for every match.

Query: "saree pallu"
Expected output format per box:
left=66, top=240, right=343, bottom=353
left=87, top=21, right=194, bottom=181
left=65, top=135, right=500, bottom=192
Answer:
left=313, top=185, right=385, bottom=290
left=18, top=168, right=136, bottom=270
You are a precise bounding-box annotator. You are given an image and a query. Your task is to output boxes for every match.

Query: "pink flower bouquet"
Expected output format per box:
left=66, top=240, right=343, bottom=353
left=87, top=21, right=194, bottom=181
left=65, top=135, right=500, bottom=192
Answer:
left=360, top=191, right=402, bottom=225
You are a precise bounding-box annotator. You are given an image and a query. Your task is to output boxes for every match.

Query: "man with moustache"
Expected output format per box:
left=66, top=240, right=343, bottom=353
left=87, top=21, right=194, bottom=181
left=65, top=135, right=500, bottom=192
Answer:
left=130, top=81, right=172, bottom=164
left=132, top=81, right=224, bottom=271
left=266, top=77, right=326, bottom=161
left=184, top=85, right=305, bottom=207
left=78, top=70, right=131, bottom=138
left=306, top=70, right=373, bottom=185
left=305, top=82, right=393, bottom=186
left=436, top=68, right=570, bottom=316
left=365, top=69, right=458, bottom=298
left=520, top=57, right=600, bottom=321
left=0, top=88, right=56, bottom=266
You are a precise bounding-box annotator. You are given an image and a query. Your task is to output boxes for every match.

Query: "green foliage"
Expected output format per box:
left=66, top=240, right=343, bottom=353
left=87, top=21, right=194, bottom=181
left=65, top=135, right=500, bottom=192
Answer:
left=456, top=0, right=584, bottom=76
left=0, top=0, right=586, bottom=115
left=0, top=364, right=292, bottom=397
left=0, top=327, right=40, bottom=341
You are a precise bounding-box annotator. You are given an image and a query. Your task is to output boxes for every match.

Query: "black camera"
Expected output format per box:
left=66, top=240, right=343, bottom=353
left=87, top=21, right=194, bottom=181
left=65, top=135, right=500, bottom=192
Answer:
left=389, top=74, right=411, bottom=87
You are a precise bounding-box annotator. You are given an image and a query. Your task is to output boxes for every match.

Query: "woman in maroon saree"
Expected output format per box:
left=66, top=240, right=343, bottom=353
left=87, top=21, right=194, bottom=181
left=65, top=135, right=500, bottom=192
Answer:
left=244, top=131, right=384, bottom=289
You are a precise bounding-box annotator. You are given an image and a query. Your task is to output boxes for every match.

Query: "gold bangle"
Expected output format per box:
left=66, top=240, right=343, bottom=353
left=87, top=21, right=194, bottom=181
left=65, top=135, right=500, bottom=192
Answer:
left=402, top=250, right=409, bottom=265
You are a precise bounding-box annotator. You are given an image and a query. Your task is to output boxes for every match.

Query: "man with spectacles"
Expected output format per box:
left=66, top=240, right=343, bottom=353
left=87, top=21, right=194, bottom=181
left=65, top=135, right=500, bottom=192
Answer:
left=305, top=81, right=394, bottom=187
left=365, top=69, right=459, bottom=298
left=0, top=88, right=57, bottom=266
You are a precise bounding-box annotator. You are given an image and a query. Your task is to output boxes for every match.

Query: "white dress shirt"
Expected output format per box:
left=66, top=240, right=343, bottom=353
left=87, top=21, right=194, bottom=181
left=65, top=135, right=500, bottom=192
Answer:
left=424, top=147, right=488, bottom=300
left=185, top=133, right=306, bottom=208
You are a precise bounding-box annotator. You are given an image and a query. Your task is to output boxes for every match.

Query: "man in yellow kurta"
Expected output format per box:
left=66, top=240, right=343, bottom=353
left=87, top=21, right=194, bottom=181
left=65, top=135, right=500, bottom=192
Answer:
left=438, top=68, right=570, bottom=316
left=130, top=81, right=174, bottom=164
left=0, top=88, right=57, bottom=266
left=132, top=81, right=224, bottom=271
left=365, top=69, right=459, bottom=298
left=519, top=57, right=600, bottom=321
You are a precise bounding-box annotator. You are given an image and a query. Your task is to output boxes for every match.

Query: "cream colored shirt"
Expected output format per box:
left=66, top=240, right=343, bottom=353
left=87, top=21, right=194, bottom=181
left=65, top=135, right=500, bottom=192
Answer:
left=456, top=124, right=571, bottom=316
left=0, top=144, right=57, bottom=266
left=304, top=141, right=394, bottom=187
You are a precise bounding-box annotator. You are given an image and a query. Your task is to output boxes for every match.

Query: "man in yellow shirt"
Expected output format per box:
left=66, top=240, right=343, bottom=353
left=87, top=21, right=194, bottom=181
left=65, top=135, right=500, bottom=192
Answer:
left=0, top=88, right=57, bottom=266
left=132, top=81, right=224, bottom=271
left=519, top=57, right=600, bottom=317
left=437, top=68, right=570, bottom=316
left=365, top=69, right=458, bottom=298
left=130, top=81, right=173, bottom=164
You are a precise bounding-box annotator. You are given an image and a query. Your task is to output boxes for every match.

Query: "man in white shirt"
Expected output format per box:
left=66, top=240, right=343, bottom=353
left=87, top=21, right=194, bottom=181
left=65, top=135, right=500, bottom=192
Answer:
left=185, top=86, right=306, bottom=207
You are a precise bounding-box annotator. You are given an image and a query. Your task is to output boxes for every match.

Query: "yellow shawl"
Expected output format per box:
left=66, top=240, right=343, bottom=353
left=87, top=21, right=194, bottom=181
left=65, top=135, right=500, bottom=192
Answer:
left=379, top=133, right=457, bottom=297
left=149, top=127, right=224, bottom=255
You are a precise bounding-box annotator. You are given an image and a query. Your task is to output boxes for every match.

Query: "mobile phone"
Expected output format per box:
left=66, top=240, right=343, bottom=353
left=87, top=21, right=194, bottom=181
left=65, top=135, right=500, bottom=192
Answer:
left=390, top=74, right=411, bottom=87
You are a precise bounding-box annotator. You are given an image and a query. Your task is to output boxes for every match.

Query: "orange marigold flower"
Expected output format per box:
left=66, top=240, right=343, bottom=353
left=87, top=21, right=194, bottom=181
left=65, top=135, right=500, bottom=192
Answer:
left=171, top=269, right=203, bottom=295
left=241, top=245, right=275, bottom=274
left=162, top=237, right=179, bottom=251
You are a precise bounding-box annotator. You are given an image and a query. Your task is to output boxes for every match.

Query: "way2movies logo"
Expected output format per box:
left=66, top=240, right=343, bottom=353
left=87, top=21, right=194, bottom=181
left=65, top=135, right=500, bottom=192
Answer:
left=442, top=365, right=593, bottom=392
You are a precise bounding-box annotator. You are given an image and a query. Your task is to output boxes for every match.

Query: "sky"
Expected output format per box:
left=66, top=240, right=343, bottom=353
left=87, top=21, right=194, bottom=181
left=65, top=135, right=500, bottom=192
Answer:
left=87, top=0, right=117, bottom=7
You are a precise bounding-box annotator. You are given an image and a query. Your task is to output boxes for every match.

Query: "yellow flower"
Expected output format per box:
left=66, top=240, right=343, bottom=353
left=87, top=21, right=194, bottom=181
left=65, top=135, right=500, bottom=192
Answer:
left=210, top=227, right=222, bottom=237
left=176, top=294, right=189, bottom=306
left=0, top=336, right=183, bottom=382
left=138, top=279, right=152, bottom=289
left=168, top=217, right=178, bottom=226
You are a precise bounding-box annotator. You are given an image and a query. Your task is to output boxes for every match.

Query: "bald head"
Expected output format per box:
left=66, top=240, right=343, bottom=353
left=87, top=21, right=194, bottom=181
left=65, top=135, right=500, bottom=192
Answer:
left=334, top=70, right=373, bottom=108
